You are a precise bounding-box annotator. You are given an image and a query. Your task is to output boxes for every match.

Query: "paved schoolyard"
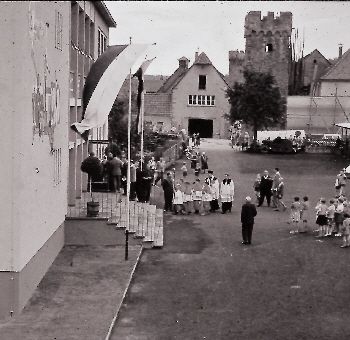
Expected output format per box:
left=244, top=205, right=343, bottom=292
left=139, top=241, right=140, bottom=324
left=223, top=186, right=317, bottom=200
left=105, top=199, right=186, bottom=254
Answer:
left=0, top=245, right=143, bottom=340
left=110, top=139, right=350, bottom=340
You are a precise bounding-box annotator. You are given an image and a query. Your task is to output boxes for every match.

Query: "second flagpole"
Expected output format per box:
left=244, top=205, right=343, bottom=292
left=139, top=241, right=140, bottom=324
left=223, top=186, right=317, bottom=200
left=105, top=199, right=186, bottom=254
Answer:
left=125, top=67, right=132, bottom=261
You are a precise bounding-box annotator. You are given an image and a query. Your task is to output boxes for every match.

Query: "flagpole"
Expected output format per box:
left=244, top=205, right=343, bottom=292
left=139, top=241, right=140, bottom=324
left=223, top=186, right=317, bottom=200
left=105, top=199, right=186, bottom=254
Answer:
left=125, top=67, right=132, bottom=261
left=140, top=90, right=145, bottom=171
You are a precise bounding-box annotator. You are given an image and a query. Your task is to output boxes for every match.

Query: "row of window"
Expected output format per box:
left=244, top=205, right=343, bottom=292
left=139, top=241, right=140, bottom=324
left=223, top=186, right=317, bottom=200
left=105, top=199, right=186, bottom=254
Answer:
left=52, top=148, right=62, bottom=186
left=55, top=11, right=63, bottom=50
left=98, top=29, right=107, bottom=57
left=188, top=95, right=215, bottom=106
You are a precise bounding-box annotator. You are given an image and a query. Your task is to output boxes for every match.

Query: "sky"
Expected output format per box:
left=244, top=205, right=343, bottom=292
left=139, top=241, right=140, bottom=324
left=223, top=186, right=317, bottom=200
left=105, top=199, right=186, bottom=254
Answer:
left=105, top=1, right=350, bottom=76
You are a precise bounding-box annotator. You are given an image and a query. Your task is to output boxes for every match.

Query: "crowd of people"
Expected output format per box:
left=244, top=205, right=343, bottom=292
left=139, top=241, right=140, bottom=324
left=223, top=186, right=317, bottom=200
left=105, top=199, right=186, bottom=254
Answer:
left=246, top=166, right=350, bottom=248
left=83, top=144, right=350, bottom=248
left=82, top=150, right=168, bottom=204
left=161, top=169, right=235, bottom=216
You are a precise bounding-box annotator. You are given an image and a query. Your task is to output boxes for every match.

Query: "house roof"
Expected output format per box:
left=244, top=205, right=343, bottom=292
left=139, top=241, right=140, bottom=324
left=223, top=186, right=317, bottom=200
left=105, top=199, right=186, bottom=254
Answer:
left=194, top=52, right=212, bottom=65
left=94, top=2, right=117, bottom=28
left=157, top=67, right=187, bottom=93
left=144, top=75, right=169, bottom=93
left=157, top=52, right=228, bottom=93
left=303, top=49, right=331, bottom=65
left=144, top=93, right=172, bottom=116
left=320, top=48, right=350, bottom=81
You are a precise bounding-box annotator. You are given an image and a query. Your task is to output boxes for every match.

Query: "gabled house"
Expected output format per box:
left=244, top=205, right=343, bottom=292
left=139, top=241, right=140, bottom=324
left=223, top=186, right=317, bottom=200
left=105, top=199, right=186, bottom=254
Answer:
left=302, top=49, right=331, bottom=95
left=288, top=47, right=350, bottom=133
left=144, top=52, right=231, bottom=138
left=316, top=48, right=350, bottom=97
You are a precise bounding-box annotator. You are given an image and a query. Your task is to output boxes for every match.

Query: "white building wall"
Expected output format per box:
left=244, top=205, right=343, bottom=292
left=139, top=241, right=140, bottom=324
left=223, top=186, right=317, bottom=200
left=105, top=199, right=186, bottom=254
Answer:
left=172, top=65, right=230, bottom=138
left=287, top=95, right=350, bottom=133
left=320, top=82, right=350, bottom=97
left=0, top=2, right=70, bottom=271
left=0, top=5, right=17, bottom=270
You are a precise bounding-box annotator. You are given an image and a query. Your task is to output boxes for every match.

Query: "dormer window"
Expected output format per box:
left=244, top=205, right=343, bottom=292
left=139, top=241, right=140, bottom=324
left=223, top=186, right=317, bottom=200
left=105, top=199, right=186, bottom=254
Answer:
left=199, top=75, right=206, bottom=90
left=265, top=44, right=273, bottom=52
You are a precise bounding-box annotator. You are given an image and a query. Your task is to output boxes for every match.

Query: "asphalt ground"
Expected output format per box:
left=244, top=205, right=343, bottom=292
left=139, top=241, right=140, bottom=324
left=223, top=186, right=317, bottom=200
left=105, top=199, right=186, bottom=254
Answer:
left=110, top=139, right=350, bottom=340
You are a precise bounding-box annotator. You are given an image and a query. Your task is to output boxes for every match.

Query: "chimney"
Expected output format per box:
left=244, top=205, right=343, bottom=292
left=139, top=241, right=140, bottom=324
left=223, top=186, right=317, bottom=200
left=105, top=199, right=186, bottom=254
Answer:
left=195, top=52, right=199, bottom=62
left=339, top=44, right=343, bottom=58
left=178, top=57, right=189, bottom=69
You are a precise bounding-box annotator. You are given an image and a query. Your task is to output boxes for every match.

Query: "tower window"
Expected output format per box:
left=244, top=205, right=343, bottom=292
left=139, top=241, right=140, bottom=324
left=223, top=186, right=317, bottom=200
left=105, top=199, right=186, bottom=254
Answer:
left=265, top=44, right=273, bottom=52
left=198, top=75, right=206, bottom=90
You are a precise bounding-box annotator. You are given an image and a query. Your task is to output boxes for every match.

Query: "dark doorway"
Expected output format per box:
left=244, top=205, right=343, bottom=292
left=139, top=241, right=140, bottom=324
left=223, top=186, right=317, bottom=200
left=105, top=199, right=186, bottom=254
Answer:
left=188, top=118, right=213, bottom=138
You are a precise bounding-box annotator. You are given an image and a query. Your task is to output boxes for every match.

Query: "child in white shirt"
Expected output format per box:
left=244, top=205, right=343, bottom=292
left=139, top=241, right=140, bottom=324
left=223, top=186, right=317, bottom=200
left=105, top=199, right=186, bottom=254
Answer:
left=181, top=162, right=188, bottom=178
left=173, top=183, right=184, bottom=215
left=326, top=198, right=336, bottom=236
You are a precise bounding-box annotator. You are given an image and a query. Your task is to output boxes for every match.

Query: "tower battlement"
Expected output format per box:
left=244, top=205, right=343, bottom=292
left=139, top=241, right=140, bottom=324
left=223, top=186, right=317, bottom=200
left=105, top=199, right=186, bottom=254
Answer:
left=229, top=50, right=245, bottom=61
left=245, top=11, right=292, bottom=37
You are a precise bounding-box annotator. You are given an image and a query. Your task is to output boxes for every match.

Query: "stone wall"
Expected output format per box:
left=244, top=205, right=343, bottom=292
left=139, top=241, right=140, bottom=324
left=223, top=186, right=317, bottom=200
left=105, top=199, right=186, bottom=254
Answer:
left=244, top=11, right=292, bottom=100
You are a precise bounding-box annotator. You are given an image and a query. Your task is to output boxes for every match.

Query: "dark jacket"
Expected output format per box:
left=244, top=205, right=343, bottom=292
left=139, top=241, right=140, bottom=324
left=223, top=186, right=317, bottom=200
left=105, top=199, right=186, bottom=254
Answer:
left=108, top=157, right=122, bottom=176
left=162, top=177, right=174, bottom=193
left=259, top=175, right=273, bottom=192
left=241, top=202, right=257, bottom=224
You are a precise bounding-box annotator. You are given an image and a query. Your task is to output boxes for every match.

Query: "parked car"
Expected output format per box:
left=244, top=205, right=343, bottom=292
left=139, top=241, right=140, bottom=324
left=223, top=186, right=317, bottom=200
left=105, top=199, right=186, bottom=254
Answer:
left=258, top=137, right=305, bottom=154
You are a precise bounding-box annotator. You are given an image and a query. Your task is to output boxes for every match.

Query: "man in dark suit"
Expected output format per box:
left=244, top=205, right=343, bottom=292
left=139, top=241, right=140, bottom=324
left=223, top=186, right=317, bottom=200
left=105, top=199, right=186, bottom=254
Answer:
left=241, top=196, right=257, bottom=244
left=162, top=172, right=174, bottom=212
left=258, top=170, right=273, bottom=207
left=107, top=152, right=122, bottom=193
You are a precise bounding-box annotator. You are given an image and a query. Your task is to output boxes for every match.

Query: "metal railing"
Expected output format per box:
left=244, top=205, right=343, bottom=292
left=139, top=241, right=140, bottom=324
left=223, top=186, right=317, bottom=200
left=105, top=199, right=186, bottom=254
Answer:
left=162, top=141, right=183, bottom=168
left=305, top=138, right=339, bottom=147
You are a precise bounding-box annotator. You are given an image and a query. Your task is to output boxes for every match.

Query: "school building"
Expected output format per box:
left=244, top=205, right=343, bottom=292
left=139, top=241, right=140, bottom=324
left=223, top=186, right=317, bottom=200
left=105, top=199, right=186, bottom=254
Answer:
left=0, top=1, right=115, bottom=319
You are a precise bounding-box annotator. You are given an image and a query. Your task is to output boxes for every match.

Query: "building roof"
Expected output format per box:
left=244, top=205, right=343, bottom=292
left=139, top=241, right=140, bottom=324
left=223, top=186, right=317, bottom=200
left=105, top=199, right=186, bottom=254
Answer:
left=320, top=48, right=350, bottom=81
left=194, top=52, right=212, bottom=65
left=144, top=93, right=172, bottom=116
left=94, top=1, right=117, bottom=28
left=157, top=67, right=187, bottom=93
left=336, top=122, right=350, bottom=129
left=144, top=75, right=169, bottom=93
left=303, top=49, right=331, bottom=65
left=158, top=52, right=228, bottom=93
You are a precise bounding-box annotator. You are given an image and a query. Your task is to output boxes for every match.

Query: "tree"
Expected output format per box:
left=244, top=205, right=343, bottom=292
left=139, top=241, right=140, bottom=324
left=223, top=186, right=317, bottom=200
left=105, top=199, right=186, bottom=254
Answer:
left=226, top=69, right=286, bottom=146
left=108, top=95, right=140, bottom=157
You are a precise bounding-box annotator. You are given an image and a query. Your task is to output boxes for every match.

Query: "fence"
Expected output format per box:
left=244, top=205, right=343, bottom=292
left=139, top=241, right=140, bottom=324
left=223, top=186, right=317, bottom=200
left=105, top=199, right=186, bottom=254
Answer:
left=162, top=141, right=183, bottom=169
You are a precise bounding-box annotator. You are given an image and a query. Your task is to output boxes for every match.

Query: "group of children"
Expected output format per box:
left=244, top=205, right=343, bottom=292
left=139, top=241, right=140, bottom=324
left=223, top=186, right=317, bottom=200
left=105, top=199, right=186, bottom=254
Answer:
left=171, top=170, right=234, bottom=217
left=172, top=179, right=213, bottom=216
left=289, top=195, right=350, bottom=248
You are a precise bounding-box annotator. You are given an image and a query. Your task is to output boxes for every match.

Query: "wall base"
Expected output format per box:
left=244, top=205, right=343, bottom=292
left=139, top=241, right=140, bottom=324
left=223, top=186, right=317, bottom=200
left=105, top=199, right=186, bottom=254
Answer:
left=0, top=223, right=64, bottom=320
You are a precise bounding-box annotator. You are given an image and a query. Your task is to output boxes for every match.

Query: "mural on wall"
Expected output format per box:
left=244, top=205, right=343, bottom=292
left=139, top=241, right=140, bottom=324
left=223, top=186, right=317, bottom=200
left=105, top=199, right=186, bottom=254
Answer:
left=29, top=6, right=60, bottom=151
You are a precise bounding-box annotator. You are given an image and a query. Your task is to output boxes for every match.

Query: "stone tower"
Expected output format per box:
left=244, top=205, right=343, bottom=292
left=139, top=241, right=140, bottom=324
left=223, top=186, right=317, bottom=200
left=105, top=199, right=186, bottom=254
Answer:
left=244, top=11, right=292, bottom=100
left=227, top=50, right=245, bottom=87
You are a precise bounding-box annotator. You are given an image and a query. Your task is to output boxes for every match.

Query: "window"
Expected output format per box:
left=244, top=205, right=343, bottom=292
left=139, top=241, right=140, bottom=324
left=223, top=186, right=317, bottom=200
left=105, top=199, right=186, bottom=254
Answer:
left=70, top=72, right=74, bottom=98
left=55, top=11, right=63, bottom=50
left=265, top=43, right=273, bottom=52
left=77, top=74, right=81, bottom=99
left=189, top=95, right=197, bottom=105
left=98, top=29, right=107, bottom=56
left=198, top=95, right=205, bottom=105
left=199, top=75, right=207, bottom=90
left=210, top=96, right=215, bottom=106
left=53, top=148, right=62, bottom=186
left=188, top=95, right=215, bottom=106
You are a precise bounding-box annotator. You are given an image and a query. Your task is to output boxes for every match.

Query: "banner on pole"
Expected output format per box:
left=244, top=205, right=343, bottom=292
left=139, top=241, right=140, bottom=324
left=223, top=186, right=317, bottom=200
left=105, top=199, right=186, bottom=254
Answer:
left=71, top=44, right=150, bottom=141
